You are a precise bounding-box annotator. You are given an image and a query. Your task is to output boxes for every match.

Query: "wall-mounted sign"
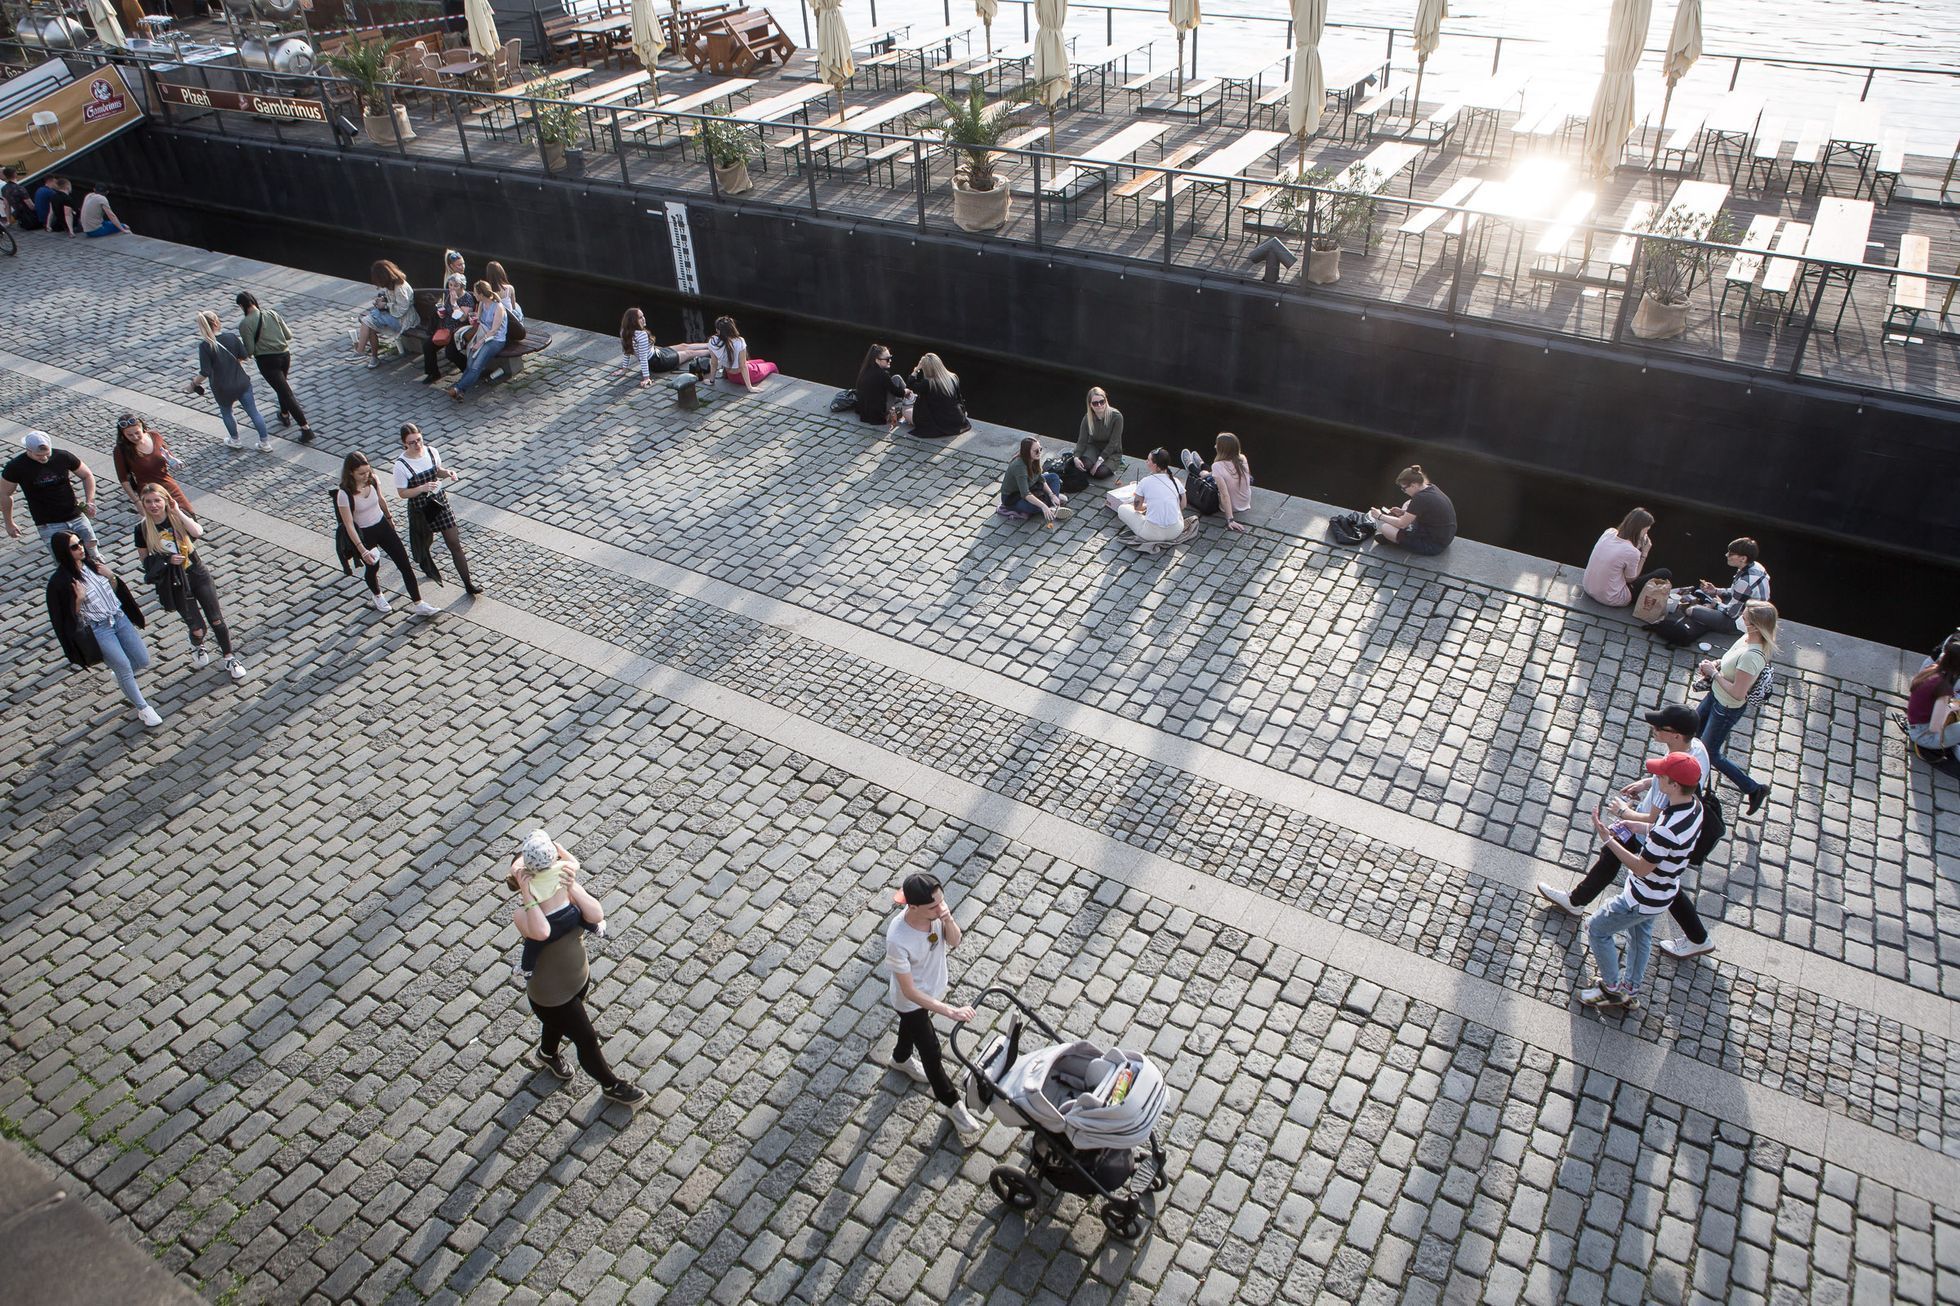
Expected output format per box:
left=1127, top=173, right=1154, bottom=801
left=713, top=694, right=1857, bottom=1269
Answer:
left=155, top=81, right=328, bottom=123
left=0, top=63, right=143, bottom=183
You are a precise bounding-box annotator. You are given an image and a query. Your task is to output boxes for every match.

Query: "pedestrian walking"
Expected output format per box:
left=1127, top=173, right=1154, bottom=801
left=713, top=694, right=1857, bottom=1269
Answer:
left=333, top=452, right=438, bottom=617
left=236, top=292, right=317, bottom=442
left=112, top=413, right=194, bottom=517
left=189, top=310, right=271, bottom=451
left=1538, top=705, right=1716, bottom=956
left=43, top=529, right=161, bottom=728
left=511, top=835, right=646, bottom=1109
left=132, top=483, right=247, bottom=681
left=1696, top=599, right=1778, bottom=815
left=393, top=424, right=481, bottom=595
left=879, top=873, right=987, bottom=1144
left=1577, top=751, right=1704, bottom=1012
left=506, top=830, right=606, bottom=983
left=4, top=431, right=102, bottom=564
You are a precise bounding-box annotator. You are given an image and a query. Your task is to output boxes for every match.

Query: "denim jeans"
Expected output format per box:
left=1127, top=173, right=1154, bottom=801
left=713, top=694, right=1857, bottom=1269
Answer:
left=1587, top=895, right=1658, bottom=993
left=453, top=339, right=504, bottom=394
left=1697, top=692, right=1763, bottom=796
left=1006, top=471, right=1063, bottom=517
left=36, top=515, right=98, bottom=563
left=86, top=610, right=152, bottom=710
left=217, top=388, right=269, bottom=443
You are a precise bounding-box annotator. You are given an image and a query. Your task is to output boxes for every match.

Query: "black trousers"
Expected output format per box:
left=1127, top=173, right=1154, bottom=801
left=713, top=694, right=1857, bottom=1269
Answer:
left=253, top=352, right=306, bottom=427
left=170, top=556, right=233, bottom=656
left=356, top=518, right=420, bottom=601
left=893, top=1007, right=959, bottom=1106
left=531, top=983, right=619, bottom=1088
left=1570, top=844, right=1708, bottom=944
left=424, top=335, right=467, bottom=381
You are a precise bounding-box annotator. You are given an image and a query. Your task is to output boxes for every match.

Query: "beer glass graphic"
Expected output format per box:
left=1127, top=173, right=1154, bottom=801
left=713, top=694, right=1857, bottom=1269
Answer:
left=27, top=111, right=68, bottom=153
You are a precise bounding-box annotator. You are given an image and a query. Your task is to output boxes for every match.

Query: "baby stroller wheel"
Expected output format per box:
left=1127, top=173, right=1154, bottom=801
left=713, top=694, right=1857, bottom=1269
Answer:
left=1101, top=1197, right=1145, bottom=1241
left=989, top=1166, right=1039, bottom=1211
left=1150, top=1169, right=1168, bottom=1193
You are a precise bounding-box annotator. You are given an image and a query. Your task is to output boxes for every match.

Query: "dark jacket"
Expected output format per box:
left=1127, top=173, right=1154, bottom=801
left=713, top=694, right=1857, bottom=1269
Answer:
left=855, top=366, right=907, bottom=424
left=907, top=373, right=969, bottom=439
left=46, top=564, right=146, bottom=669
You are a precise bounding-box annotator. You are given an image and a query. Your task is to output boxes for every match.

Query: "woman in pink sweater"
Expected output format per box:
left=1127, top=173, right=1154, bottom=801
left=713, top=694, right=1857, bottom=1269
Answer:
left=1582, top=508, right=1669, bottom=607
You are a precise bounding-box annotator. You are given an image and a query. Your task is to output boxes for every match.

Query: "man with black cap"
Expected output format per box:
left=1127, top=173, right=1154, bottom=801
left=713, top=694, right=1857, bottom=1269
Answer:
left=1538, top=704, right=1718, bottom=959
left=3, top=431, right=102, bottom=565
left=881, top=873, right=986, bottom=1143
left=1578, top=751, right=1704, bottom=1011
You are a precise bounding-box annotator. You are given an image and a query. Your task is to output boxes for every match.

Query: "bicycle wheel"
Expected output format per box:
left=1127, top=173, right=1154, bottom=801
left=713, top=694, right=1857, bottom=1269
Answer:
left=0, top=224, right=17, bottom=257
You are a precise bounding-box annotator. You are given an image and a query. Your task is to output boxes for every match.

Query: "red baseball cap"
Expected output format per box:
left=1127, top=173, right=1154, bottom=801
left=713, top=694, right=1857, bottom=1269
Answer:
left=1645, top=751, right=1702, bottom=788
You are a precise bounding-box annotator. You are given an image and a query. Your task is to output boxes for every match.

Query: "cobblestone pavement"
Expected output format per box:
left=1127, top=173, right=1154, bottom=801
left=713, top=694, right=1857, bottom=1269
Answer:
left=1, top=236, right=1957, bottom=1304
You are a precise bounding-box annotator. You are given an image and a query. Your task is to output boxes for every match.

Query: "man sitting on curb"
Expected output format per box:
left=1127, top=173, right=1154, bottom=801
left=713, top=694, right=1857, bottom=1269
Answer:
left=1577, top=751, right=1704, bottom=1012
left=878, top=873, right=986, bottom=1145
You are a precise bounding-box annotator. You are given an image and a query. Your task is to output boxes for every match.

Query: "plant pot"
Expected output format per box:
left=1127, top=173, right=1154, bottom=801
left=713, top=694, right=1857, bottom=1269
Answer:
left=1305, top=244, right=1342, bottom=285
left=1631, top=292, right=1689, bottom=340
left=714, top=159, right=752, bottom=195
left=541, top=141, right=584, bottom=175
left=952, top=179, right=1010, bottom=233
left=361, top=104, right=415, bottom=144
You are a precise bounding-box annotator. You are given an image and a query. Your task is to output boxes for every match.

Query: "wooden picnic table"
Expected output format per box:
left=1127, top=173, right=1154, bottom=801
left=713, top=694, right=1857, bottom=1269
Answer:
left=570, top=12, right=633, bottom=65
left=470, top=66, right=593, bottom=132
left=1825, top=99, right=1883, bottom=193
left=1797, top=195, right=1875, bottom=331
left=1069, top=37, right=1154, bottom=113
left=1698, top=91, right=1763, bottom=183
left=730, top=81, right=833, bottom=123
left=567, top=69, right=651, bottom=107
left=1659, top=179, right=1729, bottom=234
left=616, top=76, right=758, bottom=142
left=782, top=90, right=936, bottom=168
left=1030, top=120, right=1171, bottom=210
left=1335, top=140, right=1422, bottom=195
left=1146, top=128, right=1287, bottom=229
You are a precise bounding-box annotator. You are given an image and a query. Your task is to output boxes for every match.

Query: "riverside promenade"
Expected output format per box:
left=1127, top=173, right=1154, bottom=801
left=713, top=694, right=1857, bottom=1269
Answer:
left=0, top=234, right=1954, bottom=1306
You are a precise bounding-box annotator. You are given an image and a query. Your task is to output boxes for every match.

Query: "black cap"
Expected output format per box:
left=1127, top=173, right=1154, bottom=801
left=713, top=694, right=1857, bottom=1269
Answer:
left=1643, top=704, right=1701, bottom=738
left=894, top=873, right=942, bottom=907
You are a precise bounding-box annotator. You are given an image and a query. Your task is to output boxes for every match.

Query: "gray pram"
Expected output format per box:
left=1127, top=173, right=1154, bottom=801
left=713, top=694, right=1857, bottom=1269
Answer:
left=950, top=988, right=1170, bottom=1240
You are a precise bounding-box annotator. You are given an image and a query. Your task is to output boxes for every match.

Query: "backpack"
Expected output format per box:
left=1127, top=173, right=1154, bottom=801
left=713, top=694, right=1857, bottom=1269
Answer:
left=829, top=387, right=857, bottom=413
left=1688, top=787, right=1726, bottom=866
left=1327, top=511, right=1377, bottom=547
left=1044, top=454, right=1089, bottom=496
left=1178, top=452, right=1222, bottom=516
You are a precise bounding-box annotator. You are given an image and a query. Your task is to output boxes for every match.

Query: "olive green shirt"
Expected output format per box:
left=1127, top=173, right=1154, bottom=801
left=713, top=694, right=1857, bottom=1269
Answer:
left=237, top=307, right=293, bottom=357
left=1073, top=407, right=1125, bottom=472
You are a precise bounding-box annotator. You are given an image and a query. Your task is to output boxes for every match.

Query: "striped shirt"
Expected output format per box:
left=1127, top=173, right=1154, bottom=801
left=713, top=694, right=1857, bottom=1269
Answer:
left=1616, top=797, right=1701, bottom=915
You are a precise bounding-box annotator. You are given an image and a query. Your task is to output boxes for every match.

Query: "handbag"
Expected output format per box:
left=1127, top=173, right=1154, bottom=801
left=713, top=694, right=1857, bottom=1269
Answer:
left=829, top=387, right=857, bottom=413
left=431, top=328, right=453, bottom=348
left=1632, top=576, right=1670, bottom=624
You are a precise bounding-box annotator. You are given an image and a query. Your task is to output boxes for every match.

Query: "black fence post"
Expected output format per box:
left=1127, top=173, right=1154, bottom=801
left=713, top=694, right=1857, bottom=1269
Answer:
left=1789, top=260, right=1831, bottom=377
left=612, top=105, right=630, bottom=184
left=1032, top=153, right=1043, bottom=247
left=804, top=122, right=820, bottom=213
left=914, top=138, right=927, bottom=229
left=449, top=87, right=472, bottom=165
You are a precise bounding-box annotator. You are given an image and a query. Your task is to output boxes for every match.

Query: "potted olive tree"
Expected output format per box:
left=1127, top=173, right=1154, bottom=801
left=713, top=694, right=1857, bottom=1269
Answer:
left=699, top=116, right=760, bottom=195
left=1631, top=208, right=1737, bottom=340
left=531, top=79, right=585, bottom=175
left=930, top=79, right=1014, bottom=233
left=1275, top=165, right=1383, bottom=284
left=325, top=36, right=412, bottom=145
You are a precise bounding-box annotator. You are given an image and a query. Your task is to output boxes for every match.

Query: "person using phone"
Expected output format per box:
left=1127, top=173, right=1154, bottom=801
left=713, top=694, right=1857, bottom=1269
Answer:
left=880, top=873, right=987, bottom=1144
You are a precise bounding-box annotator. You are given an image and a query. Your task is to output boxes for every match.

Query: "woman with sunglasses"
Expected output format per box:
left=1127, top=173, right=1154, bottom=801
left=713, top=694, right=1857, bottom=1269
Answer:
left=392, top=424, right=480, bottom=595
left=1071, top=386, right=1124, bottom=480
left=112, top=413, right=194, bottom=517
left=132, top=482, right=247, bottom=681
left=44, top=529, right=162, bottom=727
left=853, top=343, right=913, bottom=428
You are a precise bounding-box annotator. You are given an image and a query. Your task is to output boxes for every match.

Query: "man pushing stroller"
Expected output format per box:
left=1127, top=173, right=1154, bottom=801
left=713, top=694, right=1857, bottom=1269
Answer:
left=881, top=873, right=988, bottom=1145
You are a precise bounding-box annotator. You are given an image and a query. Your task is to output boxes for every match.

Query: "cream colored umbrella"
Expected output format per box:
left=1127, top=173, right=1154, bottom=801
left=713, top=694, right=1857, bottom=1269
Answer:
left=1581, top=0, right=1653, bottom=177
left=976, top=0, right=997, bottom=55
left=1287, top=0, right=1325, bottom=167
left=85, top=0, right=127, bottom=50
left=1409, top=0, right=1445, bottom=125
left=815, top=0, right=854, bottom=118
left=1032, top=0, right=1070, bottom=147
left=1653, top=0, right=1701, bottom=163
left=465, top=0, right=500, bottom=59
left=632, top=0, right=665, bottom=75
left=1170, top=0, right=1199, bottom=95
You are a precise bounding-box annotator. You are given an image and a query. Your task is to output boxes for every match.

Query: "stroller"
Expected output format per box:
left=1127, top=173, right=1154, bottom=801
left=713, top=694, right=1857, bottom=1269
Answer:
left=950, top=987, right=1170, bottom=1240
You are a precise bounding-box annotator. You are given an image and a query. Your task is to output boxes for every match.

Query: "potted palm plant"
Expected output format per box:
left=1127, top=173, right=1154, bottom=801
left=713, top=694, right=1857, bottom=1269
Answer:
left=930, top=79, right=1013, bottom=233
left=1631, top=209, right=1737, bottom=340
left=699, top=116, right=760, bottom=195
left=1275, top=166, right=1383, bottom=284
left=325, top=36, right=411, bottom=145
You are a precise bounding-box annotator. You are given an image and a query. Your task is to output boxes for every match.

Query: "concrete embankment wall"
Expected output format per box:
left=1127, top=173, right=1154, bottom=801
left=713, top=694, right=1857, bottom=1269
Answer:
left=78, top=127, right=1960, bottom=561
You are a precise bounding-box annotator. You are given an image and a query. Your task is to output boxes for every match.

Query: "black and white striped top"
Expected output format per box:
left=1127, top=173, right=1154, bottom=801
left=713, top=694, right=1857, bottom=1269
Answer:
left=1618, top=797, right=1702, bottom=915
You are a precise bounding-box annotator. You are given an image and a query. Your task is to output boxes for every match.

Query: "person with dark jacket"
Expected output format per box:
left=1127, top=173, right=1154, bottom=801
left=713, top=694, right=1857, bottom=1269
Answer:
left=44, top=529, right=161, bottom=727
left=190, top=310, right=270, bottom=451
left=132, top=482, right=247, bottom=681
left=1071, top=386, right=1125, bottom=478
left=422, top=275, right=472, bottom=385
left=854, top=343, right=912, bottom=426
left=1, top=166, right=38, bottom=229
left=906, top=353, right=970, bottom=440
left=236, top=292, right=316, bottom=442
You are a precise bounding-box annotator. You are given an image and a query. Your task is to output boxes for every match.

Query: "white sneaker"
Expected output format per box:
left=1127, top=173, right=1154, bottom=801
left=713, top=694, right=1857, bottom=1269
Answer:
left=256, top=437, right=272, bottom=453
left=946, top=1100, right=985, bottom=1141
left=1536, top=884, right=1582, bottom=918
left=410, top=601, right=439, bottom=617
left=136, top=706, right=162, bottom=728
left=223, top=433, right=240, bottom=449
left=372, top=592, right=392, bottom=613
left=1660, top=936, right=1717, bottom=960
left=224, top=655, right=247, bottom=681
left=883, top=1054, right=930, bottom=1086
left=190, top=645, right=211, bottom=669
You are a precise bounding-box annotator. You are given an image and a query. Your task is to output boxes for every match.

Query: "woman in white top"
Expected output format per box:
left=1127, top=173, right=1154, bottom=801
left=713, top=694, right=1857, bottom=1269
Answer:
left=619, top=308, right=714, bottom=386
left=1211, top=432, right=1253, bottom=534
left=1106, top=447, right=1189, bottom=544
left=484, top=261, right=523, bottom=324
left=353, top=259, right=417, bottom=369
left=334, top=451, right=438, bottom=617
left=707, top=315, right=778, bottom=393
left=393, top=423, right=479, bottom=595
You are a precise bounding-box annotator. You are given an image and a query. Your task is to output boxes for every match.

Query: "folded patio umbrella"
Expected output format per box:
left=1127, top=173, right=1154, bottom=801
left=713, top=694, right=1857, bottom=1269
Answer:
left=816, top=0, right=855, bottom=117
left=466, top=0, right=500, bottom=60
left=1287, top=0, right=1325, bottom=164
left=1654, top=0, right=1701, bottom=162
left=632, top=0, right=666, bottom=75
left=1170, top=0, right=1199, bottom=94
left=1581, top=0, right=1653, bottom=177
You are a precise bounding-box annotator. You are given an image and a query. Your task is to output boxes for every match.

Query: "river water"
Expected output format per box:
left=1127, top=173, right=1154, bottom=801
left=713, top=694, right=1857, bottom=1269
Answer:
left=814, top=0, right=1960, bottom=153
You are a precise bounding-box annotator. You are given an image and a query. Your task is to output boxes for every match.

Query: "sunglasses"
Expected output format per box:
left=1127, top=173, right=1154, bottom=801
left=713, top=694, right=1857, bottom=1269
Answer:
left=68, top=542, right=86, bottom=552
left=1090, top=399, right=1107, bottom=406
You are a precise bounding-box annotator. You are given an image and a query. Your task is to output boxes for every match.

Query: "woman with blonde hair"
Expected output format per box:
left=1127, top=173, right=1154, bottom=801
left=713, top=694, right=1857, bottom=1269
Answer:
left=189, top=310, right=270, bottom=450
left=132, top=482, right=246, bottom=680
left=352, top=259, right=416, bottom=368
left=1695, top=599, right=1777, bottom=815
left=1070, top=386, right=1123, bottom=478
left=905, top=352, right=970, bottom=440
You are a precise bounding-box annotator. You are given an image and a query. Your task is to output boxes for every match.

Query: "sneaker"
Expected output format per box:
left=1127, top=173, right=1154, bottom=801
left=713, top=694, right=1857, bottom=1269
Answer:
left=1536, top=884, right=1582, bottom=918
left=1577, top=984, right=1636, bottom=1011
left=366, top=356, right=383, bottom=369
left=224, top=655, right=246, bottom=682
left=223, top=433, right=240, bottom=449
left=524, top=1047, right=572, bottom=1080
left=1745, top=787, right=1770, bottom=816
left=256, top=437, right=272, bottom=453
left=136, top=706, right=163, bottom=728
left=946, top=1100, right=986, bottom=1141
left=1660, top=937, right=1717, bottom=960
left=601, top=1082, right=649, bottom=1110
left=190, top=644, right=211, bottom=669
left=299, top=427, right=317, bottom=442
left=410, top=601, right=439, bottom=617
left=372, top=592, right=392, bottom=613
left=884, top=1054, right=930, bottom=1087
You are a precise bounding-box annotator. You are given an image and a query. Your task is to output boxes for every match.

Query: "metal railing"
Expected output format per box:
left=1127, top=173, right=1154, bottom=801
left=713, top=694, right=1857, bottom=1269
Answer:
left=117, top=53, right=1960, bottom=405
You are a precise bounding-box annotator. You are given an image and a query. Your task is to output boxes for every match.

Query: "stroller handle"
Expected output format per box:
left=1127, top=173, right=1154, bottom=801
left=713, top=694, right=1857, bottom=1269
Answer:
left=947, top=985, right=1065, bottom=1076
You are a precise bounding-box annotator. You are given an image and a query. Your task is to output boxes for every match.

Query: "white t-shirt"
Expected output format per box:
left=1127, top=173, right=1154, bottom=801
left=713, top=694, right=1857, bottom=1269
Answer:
left=1637, top=738, right=1710, bottom=816
left=337, top=484, right=384, bottom=529
left=884, top=911, right=948, bottom=1013
left=1134, top=472, right=1183, bottom=527
left=392, top=446, right=443, bottom=493
left=707, top=336, right=745, bottom=373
